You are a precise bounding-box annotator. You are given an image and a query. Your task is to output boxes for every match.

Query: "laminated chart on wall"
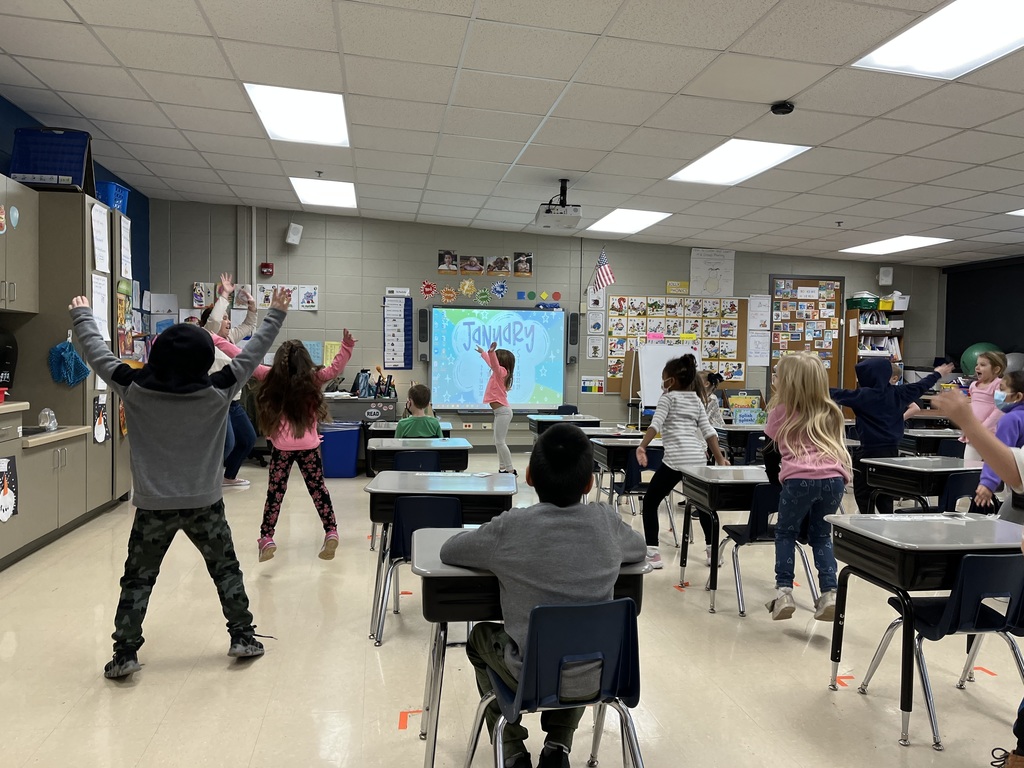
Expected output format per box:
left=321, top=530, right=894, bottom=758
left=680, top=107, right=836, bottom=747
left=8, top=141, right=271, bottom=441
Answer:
left=767, top=275, right=844, bottom=389
left=382, top=296, right=412, bottom=370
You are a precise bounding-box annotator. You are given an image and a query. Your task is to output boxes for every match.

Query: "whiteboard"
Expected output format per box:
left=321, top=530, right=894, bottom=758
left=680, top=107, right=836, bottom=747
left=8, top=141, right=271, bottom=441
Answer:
left=638, top=345, right=703, bottom=408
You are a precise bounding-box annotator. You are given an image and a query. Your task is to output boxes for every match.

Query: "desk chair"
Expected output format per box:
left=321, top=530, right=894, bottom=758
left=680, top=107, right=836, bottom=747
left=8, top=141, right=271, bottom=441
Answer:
left=555, top=404, right=579, bottom=415
left=614, top=447, right=679, bottom=547
left=858, top=554, right=1024, bottom=751
left=937, top=439, right=965, bottom=459
left=369, top=450, right=443, bottom=550
left=464, top=598, right=645, bottom=768
left=899, top=471, right=981, bottom=515
left=371, top=495, right=462, bottom=646
left=742, top=432, right=765, bottom=465
left=716, top=483, right=819, bottom=617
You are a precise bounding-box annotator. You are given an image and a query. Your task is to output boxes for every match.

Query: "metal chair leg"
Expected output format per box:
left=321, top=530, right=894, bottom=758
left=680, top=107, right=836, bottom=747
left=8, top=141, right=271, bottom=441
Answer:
left=393, top=566, right=401, bottom=614
left=957, top=634, right=986, bottom=688
left=464, top=691, right=495, bottom=768
left=374, top=560, right=400, bottom=646
left=859, top=617, right=903, bottom=693
left=665, top=497, right=679, bottom=548
left=796, top=545, right=821, bottom=604
left=587, top=702, right=607, bottom=768
left=369, top=521, right=378, bottom=550
left=731, top=543, right=746, bottom=617
left=914, top=634, right=943, bottom=751
left=609, top=700, right=645, bottom=768
left=997, top=632, right=1024, bottom=686
left=493, top=717, right=508, bottom=768
left=628, top=494, right=637, bottom=517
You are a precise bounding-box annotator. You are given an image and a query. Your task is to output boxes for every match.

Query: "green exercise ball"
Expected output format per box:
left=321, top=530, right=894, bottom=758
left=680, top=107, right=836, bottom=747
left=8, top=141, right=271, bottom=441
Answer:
left=960, top=342, right=1002, bottom=375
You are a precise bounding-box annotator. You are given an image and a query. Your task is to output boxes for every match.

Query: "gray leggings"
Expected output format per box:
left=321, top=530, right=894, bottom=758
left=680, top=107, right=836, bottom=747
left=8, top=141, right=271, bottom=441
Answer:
left=492, top=405, right=514, bottom=471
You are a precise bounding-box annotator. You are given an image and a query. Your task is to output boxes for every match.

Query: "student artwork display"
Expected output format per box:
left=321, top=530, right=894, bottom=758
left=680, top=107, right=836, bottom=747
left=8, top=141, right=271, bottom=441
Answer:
left=116, top=293, right=134, bottom=359
left=192, top=281, right=216, bottom=308
left=437, top=250, right=459, bottom=274
left=255, top=284, right=320, bottom=311
left=606, top=294, right=748, bottom=386
left=769, top=276, right=843, bottom=386
left=690, top=248, right=735, bottom=297
left=587, top=336, right=604, bottom=360
left=233, top=284, right=253, bottom=308
left=485, top=256, right=510, bottom=276
left=0, top=456, right=18, bottom=522
left=93, top=396, right=109, bottom=444
left=299, top=285, right=319, bottom=311
left=513, top=252, right=533, bottom=277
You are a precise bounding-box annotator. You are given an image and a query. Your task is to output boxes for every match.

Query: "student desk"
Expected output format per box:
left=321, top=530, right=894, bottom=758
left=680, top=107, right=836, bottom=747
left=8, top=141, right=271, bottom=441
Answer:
left=367, top=421, right=454, bottom=439
left=897, top=428, right=962, bottom=456
left=591, top=438, right=663, bottom=504
left=365, top=437, right=472, bottom=473
left=862, top=456, right=982, bottom=511
left=527, top=414, right=600, bottom=437
left=826, top=513, right=1022, bottom=747
left=411, top=527, right=652, bottom=768
left=905, top=412, right=953, bottom=430
left=363, top=471, right=517, bottom=641
left=679, top=466, right=768, bottom=612
left=714, top=424, right=765, bottom=464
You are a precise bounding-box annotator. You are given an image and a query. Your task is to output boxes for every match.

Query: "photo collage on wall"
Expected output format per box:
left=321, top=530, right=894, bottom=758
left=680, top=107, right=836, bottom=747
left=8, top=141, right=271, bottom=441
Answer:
left=430, top=250, right=535, bottom=306
left=606, top=294, right=747, bottom=384
left=770, top=279, right=841, bottom=370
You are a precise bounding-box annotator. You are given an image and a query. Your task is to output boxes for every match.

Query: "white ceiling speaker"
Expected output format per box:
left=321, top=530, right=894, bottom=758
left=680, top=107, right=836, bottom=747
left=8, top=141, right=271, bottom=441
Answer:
left=878, top=266, right=893, bottom=286
left=285, top=222, right=303, bottom=246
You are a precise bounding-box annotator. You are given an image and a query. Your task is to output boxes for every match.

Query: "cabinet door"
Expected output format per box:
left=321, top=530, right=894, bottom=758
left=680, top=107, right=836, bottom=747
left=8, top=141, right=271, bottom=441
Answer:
left=4, top=178, right=39, bottom=313
left=0, top=446, right=56, bottom=561
left=58, top=437, right=88, bottom=527
left=0, top=174, right=6, bottom=309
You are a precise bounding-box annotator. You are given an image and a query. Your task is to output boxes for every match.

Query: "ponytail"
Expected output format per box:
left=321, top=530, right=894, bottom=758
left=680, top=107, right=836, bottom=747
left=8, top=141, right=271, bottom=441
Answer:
left=664, top=354, right=703, bottom=397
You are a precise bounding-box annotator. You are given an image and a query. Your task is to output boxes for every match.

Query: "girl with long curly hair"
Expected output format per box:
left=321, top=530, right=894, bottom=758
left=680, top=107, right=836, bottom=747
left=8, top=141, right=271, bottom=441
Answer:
left=213, top=330, right=355, bottom=562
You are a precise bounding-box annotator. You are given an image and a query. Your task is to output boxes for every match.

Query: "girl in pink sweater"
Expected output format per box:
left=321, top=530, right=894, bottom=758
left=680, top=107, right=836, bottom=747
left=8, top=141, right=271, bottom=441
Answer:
left=475, top=341, right=516, bottom=475
left=962, top=350, right=1006, bottom=462
left=213, top=332, right=355, bottom=561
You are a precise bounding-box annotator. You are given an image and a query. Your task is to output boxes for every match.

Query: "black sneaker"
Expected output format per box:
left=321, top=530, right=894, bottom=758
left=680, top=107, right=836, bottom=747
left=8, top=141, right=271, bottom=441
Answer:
left=505, top=753, right=532, bottom=768
left=538, top=743, right=569, bottom=768
left=228, top=634, right=265, bottom=659
left=103, top=651, right=141, bottom=679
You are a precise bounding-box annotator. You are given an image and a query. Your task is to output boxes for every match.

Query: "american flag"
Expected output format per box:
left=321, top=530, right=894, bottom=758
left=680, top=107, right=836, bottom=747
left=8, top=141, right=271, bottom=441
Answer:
left=593, top=247, right=616, bottom=291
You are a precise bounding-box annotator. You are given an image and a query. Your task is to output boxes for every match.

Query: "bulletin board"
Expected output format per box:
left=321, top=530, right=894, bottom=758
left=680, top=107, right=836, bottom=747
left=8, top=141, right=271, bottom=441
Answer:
left=605, top=295, right=748, bottom=395
left=767, top=275, right=845, bottom=388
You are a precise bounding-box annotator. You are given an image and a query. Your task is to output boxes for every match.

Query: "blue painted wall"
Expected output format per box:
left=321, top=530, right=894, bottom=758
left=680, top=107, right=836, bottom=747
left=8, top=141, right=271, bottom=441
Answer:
left=0, top=94, right=150, bottom=292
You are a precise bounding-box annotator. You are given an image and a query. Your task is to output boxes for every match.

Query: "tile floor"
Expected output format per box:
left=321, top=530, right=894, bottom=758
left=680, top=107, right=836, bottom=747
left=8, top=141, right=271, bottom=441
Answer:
left=1, top=453, right=1020, bottom=767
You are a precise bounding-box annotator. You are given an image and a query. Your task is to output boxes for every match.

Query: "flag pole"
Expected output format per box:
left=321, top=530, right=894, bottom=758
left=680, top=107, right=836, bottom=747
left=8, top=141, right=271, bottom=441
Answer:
left=584, top=243, right=606, bottom=288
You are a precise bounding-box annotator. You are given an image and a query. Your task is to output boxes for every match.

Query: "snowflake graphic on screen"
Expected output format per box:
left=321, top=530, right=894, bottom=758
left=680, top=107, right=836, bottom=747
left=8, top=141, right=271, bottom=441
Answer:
left=490, top=280, right=508, bottom=298
left=459, top=279, right=476, bottom=297
left=441, top=286, right=458, bottom=304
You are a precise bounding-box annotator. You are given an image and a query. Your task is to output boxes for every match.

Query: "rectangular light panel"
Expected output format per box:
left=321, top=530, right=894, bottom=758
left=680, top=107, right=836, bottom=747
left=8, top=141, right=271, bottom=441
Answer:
left=245, top=83, right=349, bottom=146
left=669, top=139, right=810, bottom=186
left=840, top=235, right=952, bottom=255
left=290, top=178, right=357, bottom=208
left=586, top=208, right=671, bottom=234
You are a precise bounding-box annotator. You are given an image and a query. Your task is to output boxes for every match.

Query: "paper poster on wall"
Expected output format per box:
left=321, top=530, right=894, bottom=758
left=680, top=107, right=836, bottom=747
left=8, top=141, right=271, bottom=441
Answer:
left=485, top=255, right=510, bottom=276
left=587, top=336, right=605, bottom=360
left=608, top=295, right=626, bottom=316
left=797, top=286, right=819, bottom=300
left=299, top=285, right=319, bottom=310
left=120, top=217, right=132, bottom=279
left=0, top=456, right=18, bottom=522
left=586, top=311, right=604, bottom=334
left=93, top=395, right=109, bottom=444
left=513, top=252, right=533, bottom=277
left=257, top=284, right=274, bottom=309
left=284, top=285, right=300, bottom=310
left=233, top=284, right=253, bottom=308
left=91, top=273, right=111, bottom=341
left=119, top=401, right=128, bottom=437
left=690, top=248, right=735, bottom=297
left=301, top=340, right=324, bottom=366
left=587, top=286, right=606, bottom=310
left=460, top=255, right=485, bottom=275
left=666, top=280, right=689, bottom=295
left=91, top=205, right=110, bottom=273
left=116, top=294, right=134, bottom=358
left=747, top=295, right=771, bottom=330
left=152, top=312, right=176, bottom=336
left=581, top=376, right=605, bottom=394
left=748, top=331, right=771, bottom=366
left=179, top=308, right=202, bottom=325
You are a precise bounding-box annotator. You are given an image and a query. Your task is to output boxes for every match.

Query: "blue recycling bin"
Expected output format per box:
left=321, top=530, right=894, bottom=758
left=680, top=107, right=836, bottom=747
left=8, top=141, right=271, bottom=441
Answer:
left=320, top=421, right=361, bottom=478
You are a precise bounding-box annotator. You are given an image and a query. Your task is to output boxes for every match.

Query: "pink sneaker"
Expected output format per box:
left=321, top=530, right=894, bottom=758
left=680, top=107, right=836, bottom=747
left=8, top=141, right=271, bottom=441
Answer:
left=319, top=531, right=339, bottom=560
left=257, top=536, right=276, bottom=562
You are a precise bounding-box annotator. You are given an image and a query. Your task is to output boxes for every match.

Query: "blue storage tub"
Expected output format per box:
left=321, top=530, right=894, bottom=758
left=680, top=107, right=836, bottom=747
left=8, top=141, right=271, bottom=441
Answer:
left=96, top=182, right=129, bottom=214
left=10, top=127, right=92, bottom=190
left=320, top=421, right=361, bottom=478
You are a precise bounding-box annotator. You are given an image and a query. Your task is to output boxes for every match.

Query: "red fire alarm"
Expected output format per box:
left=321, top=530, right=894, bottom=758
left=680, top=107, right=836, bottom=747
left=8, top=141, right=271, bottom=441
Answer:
left=259, top=262, right=274, bottom=277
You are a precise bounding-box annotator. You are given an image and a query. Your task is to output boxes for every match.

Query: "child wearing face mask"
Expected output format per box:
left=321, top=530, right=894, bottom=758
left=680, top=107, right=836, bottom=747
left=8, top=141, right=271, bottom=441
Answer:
left=635, top=354, right=728, bottom=569
left=962, top=350, right=1007, bottom=462
left=975, top=371, right=1024, bottom=520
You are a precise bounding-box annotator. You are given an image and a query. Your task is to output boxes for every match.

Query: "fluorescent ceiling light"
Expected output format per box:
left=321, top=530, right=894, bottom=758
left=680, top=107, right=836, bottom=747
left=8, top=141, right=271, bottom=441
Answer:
left=853, top=0, right=1024, bottom=80
left=245, top=83, right=349, bottom=146
left=1008, top=208, right=1024, bottom=216
left=586, top=208, right=671, bottom=234
left=290, top=178, right=357, bottom=208
left=840, top=235, right=952, bottom=255
left=669, top=139, right=810, bottom=186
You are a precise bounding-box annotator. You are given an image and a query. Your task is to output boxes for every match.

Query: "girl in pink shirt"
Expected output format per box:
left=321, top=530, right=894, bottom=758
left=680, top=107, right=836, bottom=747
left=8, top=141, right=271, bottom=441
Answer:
left=213, top=331, right=355, bottom=561
left=763, top=353, right=851, bottom=622
left=962, top=350, right=1006, bottom=462
left=475, top=341, right=516, bottom=475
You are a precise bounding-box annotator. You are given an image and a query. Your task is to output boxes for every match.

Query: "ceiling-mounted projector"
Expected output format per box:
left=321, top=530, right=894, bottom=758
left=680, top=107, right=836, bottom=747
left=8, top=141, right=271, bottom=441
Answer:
left=534, top=178, right=582, bottom=229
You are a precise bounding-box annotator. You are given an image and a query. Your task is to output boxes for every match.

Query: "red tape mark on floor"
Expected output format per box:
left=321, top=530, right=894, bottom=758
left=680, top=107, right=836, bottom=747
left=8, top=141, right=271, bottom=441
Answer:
left=398, top=710, right=422, bottom=730
left=400, top=590, right=413, bottom=596
left=834, top=676, right=855, bottom=687
left=974, top=666, right=997, bottom=677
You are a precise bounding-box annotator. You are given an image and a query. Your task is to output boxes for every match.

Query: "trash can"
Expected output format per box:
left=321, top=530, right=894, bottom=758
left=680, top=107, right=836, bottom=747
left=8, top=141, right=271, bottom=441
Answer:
left=320, top=421, right=361, bottom=478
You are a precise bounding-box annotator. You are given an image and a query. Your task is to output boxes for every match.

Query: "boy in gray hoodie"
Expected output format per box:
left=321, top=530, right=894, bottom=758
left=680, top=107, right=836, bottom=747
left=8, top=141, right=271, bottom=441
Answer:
left=440, top=423, right=646, bottom=768
left=69, top=287, right=290, bottom=679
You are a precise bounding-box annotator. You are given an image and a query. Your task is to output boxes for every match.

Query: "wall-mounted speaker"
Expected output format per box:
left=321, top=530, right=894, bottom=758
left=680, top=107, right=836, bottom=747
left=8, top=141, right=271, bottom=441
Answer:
left=418, top=307, right=430, bottom=362
left=566, top=311, right=579, bottom=365
left=285, top=222, right=303, bottom=246
left=878, top=266, right=894, bottom=286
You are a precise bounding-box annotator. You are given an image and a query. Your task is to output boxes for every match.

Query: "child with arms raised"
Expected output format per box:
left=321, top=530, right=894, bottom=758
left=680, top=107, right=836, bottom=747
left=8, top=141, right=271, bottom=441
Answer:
left=476, top=341, right=517, bottom=475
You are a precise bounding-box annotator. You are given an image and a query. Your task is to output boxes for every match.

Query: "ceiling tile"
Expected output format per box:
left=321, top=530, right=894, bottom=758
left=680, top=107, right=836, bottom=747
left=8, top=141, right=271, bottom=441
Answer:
left=779, top=147, right=893, bottom=176
left=354, top=197, right=420, bottom=214
left=436, top=135, right=524, bottom=163
left=742, top=169, right=838, bottom=192
left=776, top=193, right=863, bottom=213
left=825, top=118, right=959, bottom=153
left=992, top=153, right=1024, bottom=172
left=270, top=142, right=352, bottom=165
left=961, top=48, right=1024, bottom=94
left=358, top=184, right=422, bottom=202
left=810, top=176, right=911, bottom=199
left=336, top=2, right=469, bottom=66
left=504, top=165, right=582, bottom=187
left=92, top=121, right=190, bottom=147
left=353, top=149, right=432, bottom=173
left=532, top=118, right=634, bottom=151
left=277, top=161, right=354, bottom=181
left=68, top=0, right=210, bottom=33
left=979, top=110, right=1024, bottom=139
left=5, top=0, right=79, bottom=22
left=28, top=113, right=106, bottom=136
left=131, top=71, right=249, bottom=111
left=517, top=144, right=605, bottom=172
left=421, top=190, right=489, bottom=208
left=201, top=0, right=337, bottom=51
left=349, top=125, right=438, bottom=155
left=142, top=163, right=224, bottom=182
left=645, top=95, right=766, bottom=135
left=661, top=213, right=730, bottom=230
left=732, top=0, right=915, bottom=65
left=165, top=178, right=237, bottom=196
left=944, top=212, right=1024, bottom=230
left=231, top=186, right=301, bottom=204
left=575, top=39, right=718, bottom=93
left=202, top=153, right=282, bottom=174
left=426, top=176, right=496, bottom=195
left=345, top=95, right=447, bottom=132
left=797, top=214, right=880, bottom=230
left=682, top=54, right=833, bottom=104
left=475, top=0, right=622, bottom=34
left=910, top=131, right=1024, bottom=164
left=839, top=200, right=926, bottom=218
left=428, top=157, right=508, bottom=181
left=948, top=192, right=1024, bottom=214
left=17, top=59, right=147, bottom=100
left=931, top=166, right=1023, bottom=192
left=855, top=156, right=972, bottom=183
left=462, top=21, right=595, bottom=80
left=616, top=195, right=696, bottom=214
left=183, top=131, right=276, bottom=158
left=793, top=67, right=941, bottom=117
left=709, top=187, right=797, bottom=206
left=900, top=207, right=988, bottom=226
left=0, top=84, right=77, bottom=116
left=344, top=56, right=455, bottom=104
left=571, top=189, right=648, bottom=207
left=95, top=157, right=153, bottom=178
left=684, top=201, right=761, bottom=219
left=574, top=173, right=653, bottom=194
left=418, top=202, right=481, bottom=218
left=613, top=127, right=721, bottom=160
left=737, top=110, right=867, bottom=146
left=711, top=217, right=785, bottom=234
left=878, top=185, right=980, bottom=207
left=607, top=0, right=778, bottom=49
left=217, top=170, right=293, bottom=190
left=161, top=104, right=265, bottom=137
left=590, top=152, right=685, bottom=178
left=0, top=18, right=117, bottom=65
left=61, top=93, right=172, bottom=127
left=886, top=84, right=1024, bottom=129
left=441, top=107, right=542, bottom=143
left=95, top=29, right=232, bottom=77
left=123, top=143, right=210, bottom=167
left=221, top=41, right=344, bottom=91
left=637, top=179, right=727, bottom=199
left=452, top=71, right=565, bottom=115
left=552, top=83, right=670, bottom=125
left=0, top=55, right=43, bottom=88
left=89, top=138, right=134, bottom=159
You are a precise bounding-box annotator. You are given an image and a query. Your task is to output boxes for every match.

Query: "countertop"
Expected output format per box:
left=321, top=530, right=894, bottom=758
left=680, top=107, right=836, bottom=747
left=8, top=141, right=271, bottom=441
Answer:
left=22, top=425, right=92, bottom=448
left=0, top=400, right=31, bottom=416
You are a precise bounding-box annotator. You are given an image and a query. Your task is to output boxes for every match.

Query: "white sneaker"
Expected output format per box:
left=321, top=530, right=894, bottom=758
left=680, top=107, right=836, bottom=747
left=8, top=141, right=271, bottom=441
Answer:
left=766, top=587, right=796, bottom=620
left=646, top=548, right=664, bottom=570
left=222, top=477, right=250, bottom=488
left=814, top=589, right=837, bottom=621
left=704, top=545, right=723, bottom=567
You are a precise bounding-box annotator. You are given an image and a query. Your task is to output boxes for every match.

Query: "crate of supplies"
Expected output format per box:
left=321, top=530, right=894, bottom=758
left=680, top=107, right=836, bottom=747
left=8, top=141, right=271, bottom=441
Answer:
left=96, top=182, right=129, bottom=214
left=319, top=421, right=361, bottom=478
left=9, top=127, right=96, bottom=193
left=846, top=292, right=879, bottom=310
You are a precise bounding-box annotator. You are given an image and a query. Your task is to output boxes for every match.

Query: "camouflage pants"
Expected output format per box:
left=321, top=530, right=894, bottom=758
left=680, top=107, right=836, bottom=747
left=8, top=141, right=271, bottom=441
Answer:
left=112, top=500, right=254, bottom=653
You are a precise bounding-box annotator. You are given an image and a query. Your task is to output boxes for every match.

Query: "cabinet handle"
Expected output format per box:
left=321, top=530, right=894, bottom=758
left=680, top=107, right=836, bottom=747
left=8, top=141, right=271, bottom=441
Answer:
left=0, top=426, right=12, bottom=434
left=61, top=447, right=68, bottom=467
left=0, top=281, right=5, bottom=302
left=53, top=449, right=60, bottom=470
left=8, top=282, right=14, bottom=303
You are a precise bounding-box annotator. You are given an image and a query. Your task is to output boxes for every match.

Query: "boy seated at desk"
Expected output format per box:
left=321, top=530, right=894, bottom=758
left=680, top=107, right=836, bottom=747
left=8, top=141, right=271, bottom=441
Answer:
left=830, top=358, right=953, bottom=514
left=440, top=423, right=646, bottom=768
left=395, top=384, right=444, bottom=438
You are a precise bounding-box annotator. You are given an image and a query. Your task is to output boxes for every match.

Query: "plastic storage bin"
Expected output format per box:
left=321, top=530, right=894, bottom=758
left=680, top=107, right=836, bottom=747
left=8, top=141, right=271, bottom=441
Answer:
left=96, top=182, right=129, bottom=214
left=320, top=421, right=361, bottom=478
left=10, top=127, right=93, bottom=190
left=846, top=296, right=879, bottom=310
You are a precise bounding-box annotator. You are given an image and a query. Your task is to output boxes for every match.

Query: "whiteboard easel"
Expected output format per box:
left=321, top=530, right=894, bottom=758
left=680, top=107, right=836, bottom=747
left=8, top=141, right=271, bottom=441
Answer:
left=636, top=345, right=703, bottom=428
